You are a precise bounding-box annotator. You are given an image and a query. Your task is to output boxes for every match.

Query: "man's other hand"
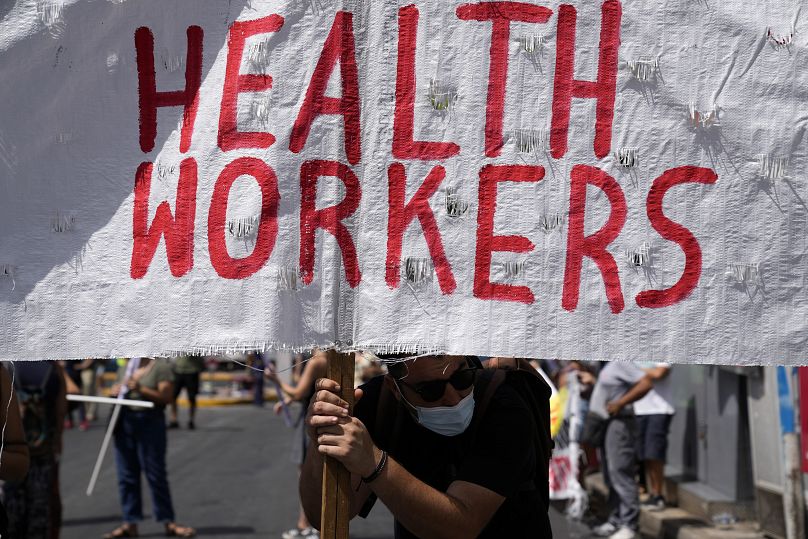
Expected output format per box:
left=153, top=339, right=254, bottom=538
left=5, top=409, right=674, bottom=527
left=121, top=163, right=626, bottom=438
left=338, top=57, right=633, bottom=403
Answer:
left=606, top=400, right=624, bottom=416
left=305, top=378, right=375, bottom=477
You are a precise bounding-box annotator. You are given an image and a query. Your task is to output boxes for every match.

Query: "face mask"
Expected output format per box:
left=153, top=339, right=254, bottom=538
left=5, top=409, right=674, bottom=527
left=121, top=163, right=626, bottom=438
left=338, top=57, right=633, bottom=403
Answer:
left=402, top=390, right=475, bottom=437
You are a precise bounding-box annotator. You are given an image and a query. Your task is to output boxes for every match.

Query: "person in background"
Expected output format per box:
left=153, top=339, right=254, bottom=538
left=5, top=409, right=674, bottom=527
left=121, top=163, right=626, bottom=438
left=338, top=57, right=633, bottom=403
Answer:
left=590, top=362, right=654, bottom=539
left=104, top=358, right=195, bottom=538
left=0, top=363, right=31, bottom=537
left=77, top=358, right=102, bottom=423
left=247, top=352, right=266, bottom=407
left=61, top=360, right=87, bottom=430
left=265, top=350, right=327, bottom=539
left=3, top=361, right=66, bottom=539
left=168, top=355, right=205, bottom=430
left=633, top=363, right=674, bottom=510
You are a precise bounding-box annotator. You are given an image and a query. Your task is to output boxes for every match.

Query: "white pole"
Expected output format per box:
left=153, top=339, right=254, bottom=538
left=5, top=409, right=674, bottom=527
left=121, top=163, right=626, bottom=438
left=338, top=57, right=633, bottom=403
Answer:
left=86, top=357, right=141, bottom=496
left=68, top=395, right=154, bottom=409
left=86, top=402, right=121, bottom=496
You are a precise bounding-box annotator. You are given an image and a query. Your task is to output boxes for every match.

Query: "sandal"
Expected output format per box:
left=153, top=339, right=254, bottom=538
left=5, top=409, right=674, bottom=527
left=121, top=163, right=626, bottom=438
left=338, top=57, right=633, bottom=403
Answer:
left=103, top=524, right=139, bottom=538
left=165, top=523, right=196, bottom=537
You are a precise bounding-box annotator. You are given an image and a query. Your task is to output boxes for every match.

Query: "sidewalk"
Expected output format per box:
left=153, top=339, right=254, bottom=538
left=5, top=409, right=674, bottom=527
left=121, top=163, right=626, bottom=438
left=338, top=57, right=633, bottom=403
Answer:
left=586, top=473, right=765, bottom=539
left=100, top=371, right=280, bottom=407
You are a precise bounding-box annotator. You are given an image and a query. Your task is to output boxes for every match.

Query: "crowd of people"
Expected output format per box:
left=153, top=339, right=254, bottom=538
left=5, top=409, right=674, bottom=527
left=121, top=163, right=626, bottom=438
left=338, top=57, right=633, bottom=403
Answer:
left=0, top=352, right=378, bottom=539
left=0, top=354, right=676, bottom=539
left=0, top=358, right=204, bottom=538
left=539, top=359, right=675, bottom=539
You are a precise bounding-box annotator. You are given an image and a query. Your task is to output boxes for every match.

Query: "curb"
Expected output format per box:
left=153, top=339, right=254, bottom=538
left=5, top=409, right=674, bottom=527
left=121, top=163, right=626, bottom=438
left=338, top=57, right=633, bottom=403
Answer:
left=175, top=393, right=279, bottom=407
left=586, top=473, right=765, bottom=539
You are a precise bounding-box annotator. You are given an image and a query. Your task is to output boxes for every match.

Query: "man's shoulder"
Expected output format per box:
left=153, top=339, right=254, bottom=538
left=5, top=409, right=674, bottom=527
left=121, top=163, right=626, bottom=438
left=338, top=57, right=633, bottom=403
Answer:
left=474, top=373, right=537, bottom=429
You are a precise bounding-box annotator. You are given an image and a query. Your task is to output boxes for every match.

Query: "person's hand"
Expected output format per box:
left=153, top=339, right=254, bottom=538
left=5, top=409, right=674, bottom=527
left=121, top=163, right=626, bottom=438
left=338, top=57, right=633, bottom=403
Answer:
left=126, top=378, right=140, bottom=392
left=606, top=400, right=623, bottom=416
left=317, top=415, right=379, bottom=478
left=577, top=370, right=596, bottom=386
left=305, top=378, right=358, bottom=440
left=110, top=383, right=122, bottom=397
left=306, top=378, right=374, bottom=474
left=264, top=367, right=279, bottom=384
left=273, top=400, right=288, bottom=416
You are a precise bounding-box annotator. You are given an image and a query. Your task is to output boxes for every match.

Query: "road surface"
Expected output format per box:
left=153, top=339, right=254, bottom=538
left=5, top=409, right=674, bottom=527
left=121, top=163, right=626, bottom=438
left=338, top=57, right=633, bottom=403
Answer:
left=60, top=404, right=591, bottom=538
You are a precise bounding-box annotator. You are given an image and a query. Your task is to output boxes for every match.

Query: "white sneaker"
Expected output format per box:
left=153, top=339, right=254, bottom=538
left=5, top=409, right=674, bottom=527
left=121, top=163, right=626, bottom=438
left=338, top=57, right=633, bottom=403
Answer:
left=282, top=528, right=319, bottom=539
left=593, top=522, right=618, bottom=537
left=608, top=526, right=637, bottom=539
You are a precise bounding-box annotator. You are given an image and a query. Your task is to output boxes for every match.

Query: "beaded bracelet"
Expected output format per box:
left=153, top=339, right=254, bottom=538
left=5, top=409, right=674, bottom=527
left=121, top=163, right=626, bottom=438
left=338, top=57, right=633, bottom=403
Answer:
left=362, top=450, right=388, bottom=484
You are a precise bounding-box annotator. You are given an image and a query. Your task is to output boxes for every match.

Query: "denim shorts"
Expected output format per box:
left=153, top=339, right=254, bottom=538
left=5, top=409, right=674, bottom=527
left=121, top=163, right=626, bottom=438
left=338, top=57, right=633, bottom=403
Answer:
left=636, top=414, right=673, bottom=461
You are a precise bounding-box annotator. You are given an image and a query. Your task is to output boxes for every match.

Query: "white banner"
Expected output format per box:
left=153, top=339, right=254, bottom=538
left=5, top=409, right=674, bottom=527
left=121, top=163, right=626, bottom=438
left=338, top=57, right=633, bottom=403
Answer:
left=1, top=0, right=806, bottom=363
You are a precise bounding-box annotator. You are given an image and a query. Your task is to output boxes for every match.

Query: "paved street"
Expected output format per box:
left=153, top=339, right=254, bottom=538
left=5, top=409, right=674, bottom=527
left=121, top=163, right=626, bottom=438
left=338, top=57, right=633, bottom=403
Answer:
left=61, top=404, right=590, bottom=538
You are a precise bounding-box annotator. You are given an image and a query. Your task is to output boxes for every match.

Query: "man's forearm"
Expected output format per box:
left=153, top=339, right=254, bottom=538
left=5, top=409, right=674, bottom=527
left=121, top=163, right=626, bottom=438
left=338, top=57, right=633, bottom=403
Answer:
left=618, top=376, right=654, bottom=408
left=369, top=455, right=487, bottom=539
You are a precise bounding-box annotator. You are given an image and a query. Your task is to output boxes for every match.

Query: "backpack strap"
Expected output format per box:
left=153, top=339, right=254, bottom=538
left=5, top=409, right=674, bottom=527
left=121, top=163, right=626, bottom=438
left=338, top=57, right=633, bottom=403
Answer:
left=374, top=379, right=402, bottom=452
left=474, top=356, right=542, bottom=422
left=476, top=369, right=506, bottom=424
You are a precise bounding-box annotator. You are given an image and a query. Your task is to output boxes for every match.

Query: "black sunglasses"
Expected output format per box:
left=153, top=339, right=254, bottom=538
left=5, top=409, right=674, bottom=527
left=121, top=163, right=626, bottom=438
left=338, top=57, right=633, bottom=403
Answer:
left=398, top=364, right=480, bottom=402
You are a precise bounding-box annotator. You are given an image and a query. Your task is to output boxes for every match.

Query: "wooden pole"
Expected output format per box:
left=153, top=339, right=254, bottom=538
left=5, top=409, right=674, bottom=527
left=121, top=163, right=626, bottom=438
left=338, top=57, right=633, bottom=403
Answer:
left=320, top=349, right=355, bottom=539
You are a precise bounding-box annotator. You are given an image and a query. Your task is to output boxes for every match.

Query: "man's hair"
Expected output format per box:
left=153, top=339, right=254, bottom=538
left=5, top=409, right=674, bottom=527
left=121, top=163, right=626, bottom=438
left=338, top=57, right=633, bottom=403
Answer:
left=384, top=356, right=482, bottom=381
left=386, top=361, right=408, bottom=380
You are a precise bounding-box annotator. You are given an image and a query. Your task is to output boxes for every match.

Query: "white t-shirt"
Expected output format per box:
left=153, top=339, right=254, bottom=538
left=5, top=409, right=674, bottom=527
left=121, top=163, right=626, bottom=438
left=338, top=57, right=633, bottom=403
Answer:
left=633, top=362, right=674, bottom=416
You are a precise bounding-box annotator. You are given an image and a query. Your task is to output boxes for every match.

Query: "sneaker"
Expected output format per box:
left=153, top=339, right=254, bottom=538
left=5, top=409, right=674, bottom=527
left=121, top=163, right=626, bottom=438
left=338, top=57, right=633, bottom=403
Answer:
left=168, top=421, right=180, bottom=429
left=64, top=418, right=74, bottom=430
left=608, top=526, right=637, bottom=539
left=593, top=522, right=618, bottom=537
left=282, top=528, right=318, bottom=539
left=79, top=419, right=90, bottom=431
left=642, top=495, right=666, bottom=511
left=187, top=420, right=195, bottom=430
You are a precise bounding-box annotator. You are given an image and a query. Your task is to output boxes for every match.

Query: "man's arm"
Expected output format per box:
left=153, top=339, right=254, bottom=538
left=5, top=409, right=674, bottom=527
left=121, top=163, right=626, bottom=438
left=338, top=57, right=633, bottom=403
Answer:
left=366, top=455, right=504, bottom=539
left=644, top=365, right=671, bottom=381
left=606, top=375, right=654, bottom=416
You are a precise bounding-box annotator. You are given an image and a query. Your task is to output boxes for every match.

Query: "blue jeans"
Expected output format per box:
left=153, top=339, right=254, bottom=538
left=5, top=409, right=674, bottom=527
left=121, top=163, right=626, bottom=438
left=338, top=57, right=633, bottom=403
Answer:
left=113, top=408, right=175, bottom=523
left=253, top=370, right=265, bottom=407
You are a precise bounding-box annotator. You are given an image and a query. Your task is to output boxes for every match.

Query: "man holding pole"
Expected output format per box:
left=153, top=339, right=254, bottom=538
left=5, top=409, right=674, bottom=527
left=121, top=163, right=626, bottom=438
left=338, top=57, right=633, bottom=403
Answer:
left=299, top=354, right=552, bottom=538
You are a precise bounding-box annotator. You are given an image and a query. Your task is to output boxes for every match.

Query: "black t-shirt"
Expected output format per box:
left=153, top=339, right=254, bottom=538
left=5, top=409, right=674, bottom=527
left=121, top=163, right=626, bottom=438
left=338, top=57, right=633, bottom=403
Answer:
left=353, top=375, right=552, bottom=538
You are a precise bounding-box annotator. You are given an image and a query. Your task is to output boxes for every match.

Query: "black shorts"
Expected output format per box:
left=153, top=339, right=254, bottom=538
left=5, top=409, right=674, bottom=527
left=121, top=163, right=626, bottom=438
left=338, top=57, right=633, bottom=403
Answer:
left=636, top=414, right=673, bottom=462
left=173, top=372, right=200, bottom=400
